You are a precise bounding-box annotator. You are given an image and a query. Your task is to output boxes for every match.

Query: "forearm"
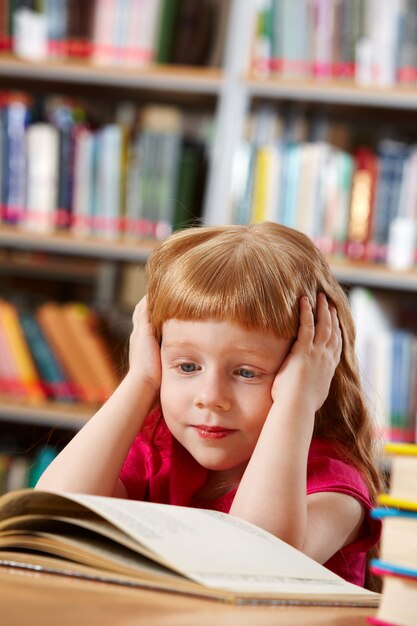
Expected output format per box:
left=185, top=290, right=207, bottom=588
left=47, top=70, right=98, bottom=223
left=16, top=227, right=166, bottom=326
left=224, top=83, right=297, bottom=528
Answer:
left=35, top=373, right=157, bottom=496
left=230, top=398, right=314, bottom=549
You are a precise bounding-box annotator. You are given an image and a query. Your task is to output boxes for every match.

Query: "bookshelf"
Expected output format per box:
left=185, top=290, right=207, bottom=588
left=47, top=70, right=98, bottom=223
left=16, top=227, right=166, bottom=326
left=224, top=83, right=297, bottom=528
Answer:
left=0, top=54, right=224, bottom=95
left=245, top=77, right=417, bottom=110
left=1, top=0, right=417, bottom=480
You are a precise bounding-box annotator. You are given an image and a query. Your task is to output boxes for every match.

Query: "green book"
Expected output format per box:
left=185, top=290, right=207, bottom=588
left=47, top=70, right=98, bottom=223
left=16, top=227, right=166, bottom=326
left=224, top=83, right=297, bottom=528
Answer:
left=155, top=0, right=181, bottom=64
left=173, top=142, right=205, bottom=231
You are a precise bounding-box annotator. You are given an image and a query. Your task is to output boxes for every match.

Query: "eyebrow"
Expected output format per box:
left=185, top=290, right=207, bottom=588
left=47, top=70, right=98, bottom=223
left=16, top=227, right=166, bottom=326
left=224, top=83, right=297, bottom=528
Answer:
left=162, top=341, right=276, bottom=359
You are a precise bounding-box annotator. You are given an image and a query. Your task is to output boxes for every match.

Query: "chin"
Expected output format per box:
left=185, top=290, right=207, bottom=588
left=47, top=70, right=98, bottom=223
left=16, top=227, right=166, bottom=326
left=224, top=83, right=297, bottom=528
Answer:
left=192, top=450, right=246, bottom=473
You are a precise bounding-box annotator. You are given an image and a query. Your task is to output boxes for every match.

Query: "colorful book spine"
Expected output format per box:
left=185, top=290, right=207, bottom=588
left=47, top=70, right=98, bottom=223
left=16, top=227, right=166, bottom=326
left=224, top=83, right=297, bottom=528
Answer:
left=0, top=300, right=46, bottom=401
left=19, top=310, right=77, bottom=401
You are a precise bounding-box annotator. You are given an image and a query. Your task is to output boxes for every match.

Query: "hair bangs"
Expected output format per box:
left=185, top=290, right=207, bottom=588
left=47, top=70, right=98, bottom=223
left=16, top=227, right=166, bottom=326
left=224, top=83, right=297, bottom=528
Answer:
left=147, top=228, right=313, bottom=340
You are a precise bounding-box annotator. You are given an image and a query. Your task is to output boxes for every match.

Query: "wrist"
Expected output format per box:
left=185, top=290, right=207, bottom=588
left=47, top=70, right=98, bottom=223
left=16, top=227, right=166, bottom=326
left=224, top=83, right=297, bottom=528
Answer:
left=122, top=370, right=160, bottom=410
left=267, top=397, right=316, bottom=442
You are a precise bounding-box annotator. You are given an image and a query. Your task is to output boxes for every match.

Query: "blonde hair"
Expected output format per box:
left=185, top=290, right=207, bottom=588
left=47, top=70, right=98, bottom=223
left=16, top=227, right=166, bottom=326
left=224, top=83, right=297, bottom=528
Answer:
left=146, top=222, right=382, bottom=503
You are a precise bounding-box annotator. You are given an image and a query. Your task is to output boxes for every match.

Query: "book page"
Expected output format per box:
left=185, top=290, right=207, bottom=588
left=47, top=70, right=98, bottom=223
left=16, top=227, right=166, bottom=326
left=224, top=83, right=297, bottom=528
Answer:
left=65, top=493, right=376, bottom=597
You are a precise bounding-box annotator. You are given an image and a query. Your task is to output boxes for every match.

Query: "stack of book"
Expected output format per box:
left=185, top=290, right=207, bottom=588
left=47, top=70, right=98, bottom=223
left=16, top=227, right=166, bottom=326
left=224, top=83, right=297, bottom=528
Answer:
left=369, top=443, right=417, bottom=626
left=0, top=299, right=119, bottom=405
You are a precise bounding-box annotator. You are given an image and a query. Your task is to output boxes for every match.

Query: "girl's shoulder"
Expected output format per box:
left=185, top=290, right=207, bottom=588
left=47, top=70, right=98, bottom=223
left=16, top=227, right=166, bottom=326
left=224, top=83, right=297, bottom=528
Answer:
left=307, top=438, right=371, bottom=505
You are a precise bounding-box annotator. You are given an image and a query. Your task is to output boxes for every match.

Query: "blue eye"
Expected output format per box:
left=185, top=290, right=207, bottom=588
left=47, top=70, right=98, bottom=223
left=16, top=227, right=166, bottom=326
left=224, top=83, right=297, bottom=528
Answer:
left=238, top=368, right=255, bottom=379
left=180, top=363, right=196, bottom=373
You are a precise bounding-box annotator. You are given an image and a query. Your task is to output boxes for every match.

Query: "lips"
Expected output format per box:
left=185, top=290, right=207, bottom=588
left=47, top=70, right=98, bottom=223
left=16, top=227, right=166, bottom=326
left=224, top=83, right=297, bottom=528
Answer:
left=192, top=425, right=236, bottom=439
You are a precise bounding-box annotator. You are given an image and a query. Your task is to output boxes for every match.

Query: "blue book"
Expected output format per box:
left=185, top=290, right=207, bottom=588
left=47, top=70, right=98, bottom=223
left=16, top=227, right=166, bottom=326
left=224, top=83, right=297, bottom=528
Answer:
left=389, top=330, right=414, bottom=442
left=19, top=311, right=76, bottom=402
left=370, top=507, right=417, bottom=579
left=371, top=507, right=417, bottom=520
left=2, top=96, right=31, bottom=224
left=371, top=559, right=417, bottom=580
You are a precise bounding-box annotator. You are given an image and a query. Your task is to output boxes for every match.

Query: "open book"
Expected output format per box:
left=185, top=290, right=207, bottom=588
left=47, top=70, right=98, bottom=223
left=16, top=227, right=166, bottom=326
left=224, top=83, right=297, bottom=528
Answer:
left=0, top=489, right=379, bottom=607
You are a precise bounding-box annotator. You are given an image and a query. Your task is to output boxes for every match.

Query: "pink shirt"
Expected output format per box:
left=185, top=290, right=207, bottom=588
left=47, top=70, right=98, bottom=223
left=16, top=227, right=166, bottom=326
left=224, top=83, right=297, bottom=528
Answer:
left=120, top=411, right=381, bottom=587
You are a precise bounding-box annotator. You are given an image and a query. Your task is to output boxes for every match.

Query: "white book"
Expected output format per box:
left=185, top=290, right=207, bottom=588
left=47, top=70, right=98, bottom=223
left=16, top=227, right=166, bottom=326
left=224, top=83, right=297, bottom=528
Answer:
left=124, top=0, right=162, bottom=68
left=95, top=125, right=122, bottom=239
left=0, top=489, right=380, bottom=607
left=23, top=123, right=59, bottom=233
left=72, top=127, right=95, bottom=237
left=91, top=0, right=117, bottom=66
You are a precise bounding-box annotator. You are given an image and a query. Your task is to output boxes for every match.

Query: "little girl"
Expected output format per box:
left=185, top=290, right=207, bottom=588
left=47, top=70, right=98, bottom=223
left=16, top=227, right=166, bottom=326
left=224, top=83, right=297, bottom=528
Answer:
left=36, top=222, right=382, bottom=588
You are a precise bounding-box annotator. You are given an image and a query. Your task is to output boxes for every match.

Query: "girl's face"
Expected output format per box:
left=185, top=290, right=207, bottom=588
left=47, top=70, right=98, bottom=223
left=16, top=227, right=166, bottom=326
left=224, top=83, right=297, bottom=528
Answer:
left=160, top=319, right=291, bottom=481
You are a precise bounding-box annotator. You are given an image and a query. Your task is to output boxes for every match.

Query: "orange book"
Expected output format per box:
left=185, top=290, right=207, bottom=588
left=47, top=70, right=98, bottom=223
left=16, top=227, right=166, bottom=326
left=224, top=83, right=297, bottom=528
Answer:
left=36, top=302, right=102, bottom=403
left=0, top=310, right=24, bottom=396
left=61, top=303, right=119, bottom=401
left=346, top=147, right=378, bottom=260
left=0, top=300, right=45, bottom=401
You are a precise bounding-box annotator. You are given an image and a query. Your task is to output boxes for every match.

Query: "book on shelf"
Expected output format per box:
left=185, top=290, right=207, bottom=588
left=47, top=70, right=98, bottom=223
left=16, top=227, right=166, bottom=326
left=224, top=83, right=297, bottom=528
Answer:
left=23, top=122, right=59, bottom=234
left=369, top=140, right=410, bottom=263
left=69, top=124, right=95, bottom=237
left=60, top=303, right=119, bottom=401
left=125, top=105, right=183, bottom=239
left=350, top=289, right=417, bottom=444
left=0, top=91, right=209, bottom=240
left=397, top=0, right=417, bottom=85
left=0, top=300, right=46, bottom=402
left=0, top=1, right=11, bottom=52
left=250, top=0, right=414, bottom=87
left=0, top=305, right=24, bottom=397
left=0, top=452, right=30, bottom=495
left=0, top=93, right=31, bottom=225
left=6, top=0, right=224, bottom=67
left=19, top=310, right=77, bottom=402
left=36, top=302, right=118, bottom=405
left=172, top=139, right=207, bottom=231
left=27, top=447, right=58, bottom=490
left=346, top=147, right=377, bottom=261
left=169, top=0, right=215, bottom=67
left=46, top=98, right=83, bottom=230
left=231, top=104, right=417, bottom=268
left=155, top=0, right=181, bottom=64
left=0, top=489, right=379, bottom=607
left=94, top=124, right=123, bottom=239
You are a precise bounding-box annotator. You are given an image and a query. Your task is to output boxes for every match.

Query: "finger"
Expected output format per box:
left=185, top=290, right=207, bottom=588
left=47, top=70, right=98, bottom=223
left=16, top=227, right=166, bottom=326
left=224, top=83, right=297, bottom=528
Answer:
left=296, top=296, right=315, bottom=347
left=313, top=293, right=332, bottom=345
left=327, top=303, right=343, bottom=358
left=132, top=296, right=148, bottom=326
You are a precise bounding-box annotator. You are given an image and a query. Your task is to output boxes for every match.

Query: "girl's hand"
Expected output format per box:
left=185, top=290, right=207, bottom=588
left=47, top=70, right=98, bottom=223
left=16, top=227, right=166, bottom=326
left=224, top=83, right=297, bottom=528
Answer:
left=128, top=297, right=162, bottom=396
left=271, top=293, right=342, bottom=413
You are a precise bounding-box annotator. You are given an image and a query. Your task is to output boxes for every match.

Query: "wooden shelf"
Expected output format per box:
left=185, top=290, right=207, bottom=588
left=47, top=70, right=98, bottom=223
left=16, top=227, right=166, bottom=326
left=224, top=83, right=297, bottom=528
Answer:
left=0, top=54, right=224, bottom=94
left=0, top=397, right=96, bottom=429
left=246, top=76, right=417, bottom=110
left=329, top=258, right=417, bottom=292
left=2, top=225, right=417, bottom=290
left=0, top=225, right=158, bottom=262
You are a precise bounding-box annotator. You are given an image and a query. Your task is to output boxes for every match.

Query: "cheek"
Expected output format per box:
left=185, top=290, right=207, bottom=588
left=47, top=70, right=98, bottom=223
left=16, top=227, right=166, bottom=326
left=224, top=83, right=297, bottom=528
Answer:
left=159, top=373, right=185, bottom=414
left=243, top=390, right=274, bottom=431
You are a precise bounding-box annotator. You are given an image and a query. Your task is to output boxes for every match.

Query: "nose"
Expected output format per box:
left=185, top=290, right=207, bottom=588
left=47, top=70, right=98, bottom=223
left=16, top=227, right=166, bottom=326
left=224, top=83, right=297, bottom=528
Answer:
left=194, top=371, right=232, bottom=412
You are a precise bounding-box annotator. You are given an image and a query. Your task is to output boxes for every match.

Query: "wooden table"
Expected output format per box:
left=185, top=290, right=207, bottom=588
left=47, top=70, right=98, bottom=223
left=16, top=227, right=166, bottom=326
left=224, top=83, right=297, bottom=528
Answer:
left=0, top=566, right=376, bottom=626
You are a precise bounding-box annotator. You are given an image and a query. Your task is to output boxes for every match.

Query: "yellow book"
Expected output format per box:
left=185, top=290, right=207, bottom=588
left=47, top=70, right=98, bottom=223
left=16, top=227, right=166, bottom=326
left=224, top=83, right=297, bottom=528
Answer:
left=0, top=300, right=45, bottom=401
left=378, top=442, right=417, bottom=509
left=384, top=442, right=417, bottom=457
left=250, top=146, right=273, bottom=224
